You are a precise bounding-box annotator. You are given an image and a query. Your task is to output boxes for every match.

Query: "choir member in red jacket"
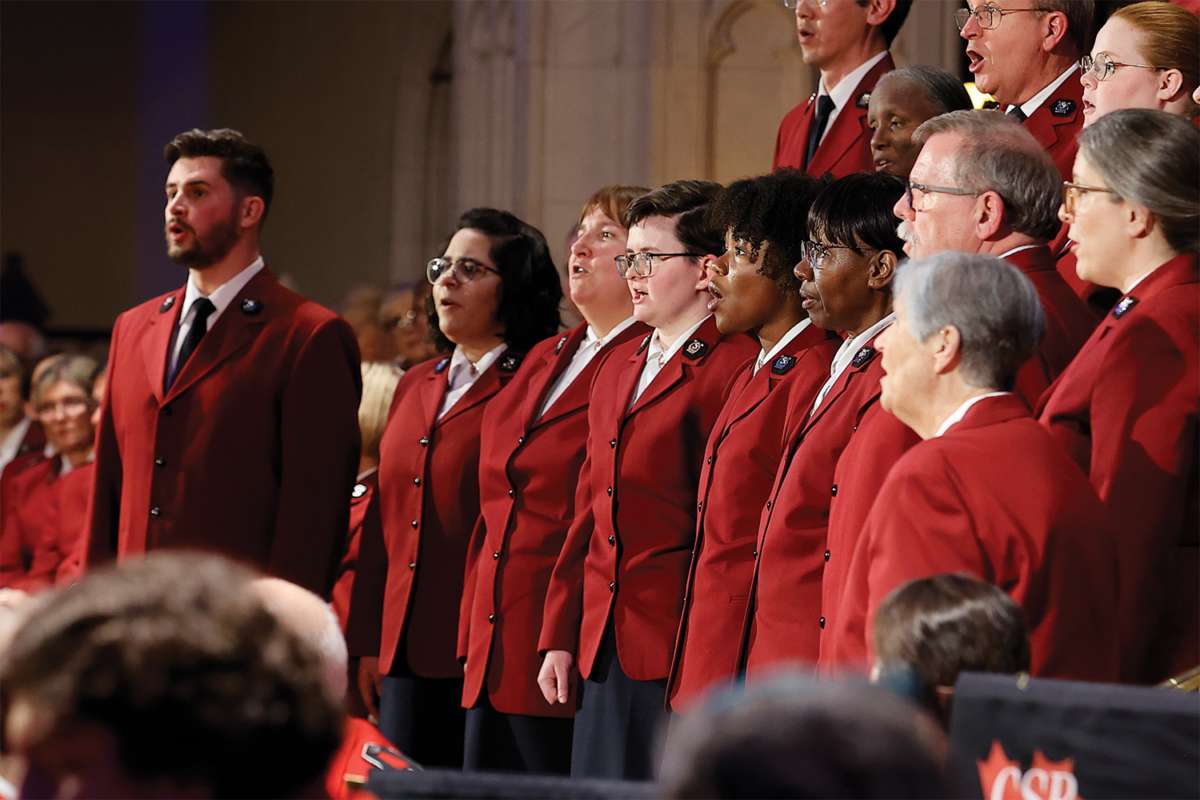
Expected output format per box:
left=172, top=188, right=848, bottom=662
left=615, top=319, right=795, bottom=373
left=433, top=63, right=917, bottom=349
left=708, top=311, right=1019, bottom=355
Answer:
left=370, top=209, right=562, bottom=768
left=667, top=169, right=838, bottom=713
left=1038, top=110, right=1199, bottom=684
left=774, top=0, right=911, bottom=176
left=539, top=181, right=759, bottom=780
left=867, top=65, right=972, bottom=180
left=744, top=171, right=918, bottom=679
left=826, top=251, right=1120, bottom=682
left=458, top=185, right=649, bottom=774
left=894, top=109, right=1096, bottom=407
left=1, top=354, right=100, bottom=594
left=0, top=346, right=45, bottom=486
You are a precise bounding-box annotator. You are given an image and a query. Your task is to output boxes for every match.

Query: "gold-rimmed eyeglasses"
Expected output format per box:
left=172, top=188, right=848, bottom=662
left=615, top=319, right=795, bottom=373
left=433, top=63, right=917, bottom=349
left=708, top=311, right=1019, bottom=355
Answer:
left=1061, top=181, right=1116, bottom=217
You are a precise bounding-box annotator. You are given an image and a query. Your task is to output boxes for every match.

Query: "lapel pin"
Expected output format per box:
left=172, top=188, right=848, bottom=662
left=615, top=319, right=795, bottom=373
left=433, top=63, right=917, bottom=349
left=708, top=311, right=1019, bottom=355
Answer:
left=499, top=354, right=523, bottom=372
left=855, top=92, right=871, bottom=109
left=159, top=296, right=176, bottom=313
left=241, top=298, right=262, bottom=314
left=636, top=335, right=652, bottom=356
left=1111, top=296, right=1139, bottom=319
left=352, top=483, right=368, bottom=499
left=434, top=357, right=450, bottom=374
left=771, top=355, right=797, bottom=375
left=555, top=335, right=569, bottom=355
left=1050, top=99, right=1076, bottom=117
left=851, top=346, right=875, bottom=368
left=683, top=338, right=708, bottom=360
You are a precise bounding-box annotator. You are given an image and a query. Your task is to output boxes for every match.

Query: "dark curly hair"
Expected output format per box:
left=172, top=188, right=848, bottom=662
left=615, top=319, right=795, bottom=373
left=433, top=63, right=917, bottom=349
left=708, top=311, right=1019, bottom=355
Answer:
left=427, top=208, right=563, bottom=354
left=0, top=553, right=343, bottom=799
left=808, top=171, right=907, bottom=257
left=164, top=128, right=274, bottom=223
left=707, top=168, right=828, bottom=297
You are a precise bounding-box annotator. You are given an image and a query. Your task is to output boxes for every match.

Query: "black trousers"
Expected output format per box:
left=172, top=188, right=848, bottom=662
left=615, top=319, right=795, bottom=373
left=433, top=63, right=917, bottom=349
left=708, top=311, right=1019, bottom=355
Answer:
left=463, top=693, right=574, bottom=775
left=570, top=624, right=670, bottom=780
left=378, top=645, right=466, bottom=769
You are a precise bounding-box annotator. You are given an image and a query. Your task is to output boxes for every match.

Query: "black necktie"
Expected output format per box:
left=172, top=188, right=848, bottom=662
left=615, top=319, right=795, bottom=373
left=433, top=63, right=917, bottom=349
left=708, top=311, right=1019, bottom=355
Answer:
left=1007, top=106, right=1027, bottom=123
left=166, top=297, right=216, bottom=391
left=804, top=94, right=837, bottom=170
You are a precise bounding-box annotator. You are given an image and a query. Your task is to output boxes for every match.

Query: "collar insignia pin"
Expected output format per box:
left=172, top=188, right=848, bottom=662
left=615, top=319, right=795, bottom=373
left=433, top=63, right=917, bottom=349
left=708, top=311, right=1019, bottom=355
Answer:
left=1051, top=99, right=1076, bottom=117
left=434, top=357, right=450, bottom=374
left=683, top=338, right=708, bottom=360
left=636, top=335, right=652, bottom=356
left=1111, top=296, right=1139, bottom=319
left=499, top=354, right=522, bottom=372
left=851, top=346, right=875, bottom=368
left=241, top=299, right=262, bottom=314
left=555, top=335, right=568, bottom=355
left=772, top=355, right=796, bottom=375
left=159, top=296, right=176, bottom=313
left=855, top=92, right=871, bottom=109
left=352, top=483, right=368, bottom=499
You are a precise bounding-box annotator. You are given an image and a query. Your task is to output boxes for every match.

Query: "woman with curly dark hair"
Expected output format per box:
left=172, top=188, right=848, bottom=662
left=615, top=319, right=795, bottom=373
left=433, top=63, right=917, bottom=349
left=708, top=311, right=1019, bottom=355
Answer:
left=353, top=208, right=561, bottom=768
left=666, top=168, right=839, bottom=713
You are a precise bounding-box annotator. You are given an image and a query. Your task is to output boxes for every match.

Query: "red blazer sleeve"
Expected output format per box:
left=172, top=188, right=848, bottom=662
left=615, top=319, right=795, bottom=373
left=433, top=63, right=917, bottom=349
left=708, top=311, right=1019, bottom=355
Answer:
left=272, top=318, right=363, bottom=596
left=538, top=446, right=595, bottom=656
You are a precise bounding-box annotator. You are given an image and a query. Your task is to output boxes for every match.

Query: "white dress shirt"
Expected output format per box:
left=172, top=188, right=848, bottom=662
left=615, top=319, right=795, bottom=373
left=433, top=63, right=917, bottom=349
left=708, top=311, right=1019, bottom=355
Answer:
left=438, top=343, right=507, bottom=420
left=630, top=316, right=711, bottom=408
left=753, top=318, right=813, bottom=375
left=169, top=256, right=266, bottom=377
left=816, top=50, right=890, bottom=147
left=934, top=392, right=1010, bottom=438
left=0, top=417, right=32, bottom=477
left=1008, top=65, right=1078, bottom=119
left=810, top=312, right=896, bottom=417
left=537, top=316, right=637, bottom=422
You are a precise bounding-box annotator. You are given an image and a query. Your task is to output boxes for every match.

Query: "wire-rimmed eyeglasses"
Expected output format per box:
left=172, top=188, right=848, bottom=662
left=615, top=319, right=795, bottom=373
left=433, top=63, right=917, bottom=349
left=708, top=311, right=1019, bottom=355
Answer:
left=614, top=252, right=700, bottom=279
left=426, top=257, right=500, bottom=285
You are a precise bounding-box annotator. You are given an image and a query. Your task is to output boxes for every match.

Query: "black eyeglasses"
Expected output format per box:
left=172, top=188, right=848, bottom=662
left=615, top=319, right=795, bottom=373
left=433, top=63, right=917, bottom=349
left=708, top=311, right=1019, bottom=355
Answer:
left=1080, top=53, right=1158, bottom=82
left=954, top=4, right=1050, bottom=31
left=426, top=257, right=500, bottom=285
left=614, top=252, right=699, bottom=279
left=905, top=180, right=981, bottom=212
left=798, top=241, right=874, bottom=270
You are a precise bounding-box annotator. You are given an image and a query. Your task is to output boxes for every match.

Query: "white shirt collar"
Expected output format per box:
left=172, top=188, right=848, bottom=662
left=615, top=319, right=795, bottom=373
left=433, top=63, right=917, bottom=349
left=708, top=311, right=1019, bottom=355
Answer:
left=180, top=256, right=266, bottom=324
left=999, top=244, right=1041, bottom=259
left=586, top=315, right=638, bottom=352
left=821, top=50, right=890, bottom=107
left=754, top=318, right=813, bottom=375
left=0, top=417, right=32, bottom=468
left=934, top=391, right=1010, bottom=437
left=648, top=316, right=711, bottom=368
left=446, top=342, right=507, bottom=391
left=1010, top=65, right=1078, bottom=119
left=833, top=312, right=895, bottom=376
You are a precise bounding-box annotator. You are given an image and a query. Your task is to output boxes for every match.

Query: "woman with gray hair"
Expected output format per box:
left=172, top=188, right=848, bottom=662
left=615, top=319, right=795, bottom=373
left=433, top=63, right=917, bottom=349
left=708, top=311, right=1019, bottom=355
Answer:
left=0, top=354, right=101, bottom=593
left=1037, top=108, right=1199, bottom=685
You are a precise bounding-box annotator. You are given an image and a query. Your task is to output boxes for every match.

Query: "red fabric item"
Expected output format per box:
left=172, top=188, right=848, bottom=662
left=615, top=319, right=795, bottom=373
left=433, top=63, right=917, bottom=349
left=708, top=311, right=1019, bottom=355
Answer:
left=827, top=395, right=1121, bottom=683
left=1006, top=245, right=1098, bottom=407
left=461, top=321, right=648, bottom=717
left=325, top=717, right=411, bottom=800
left=540, top=318, right=758, bottom=681
left=331, top=472, right=378, bottom=632
left=376, top=352, right=522, bottom=678
left=743, top=327, right=918, bottom=676
left=667, top=324, right=838, bottom=711
left=87, top=268, right=362, bottom=596
left=1037, top=254, right=1199, bottom=683
left=772, top=54, right=894, bottom=177
left=0, top=458, right=93, bottom=591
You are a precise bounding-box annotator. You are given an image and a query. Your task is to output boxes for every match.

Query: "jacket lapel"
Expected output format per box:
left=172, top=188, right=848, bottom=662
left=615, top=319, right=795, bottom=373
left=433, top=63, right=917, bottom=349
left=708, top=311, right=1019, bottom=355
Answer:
left=141, top=288, right=186, bottom=404
left=524, top=325, right=588, bottom=430
left=421, top=359, right=451, bottom=430
left=627, top=318, right=721, bottom=417
left=810, top=53, right=894, bottom=175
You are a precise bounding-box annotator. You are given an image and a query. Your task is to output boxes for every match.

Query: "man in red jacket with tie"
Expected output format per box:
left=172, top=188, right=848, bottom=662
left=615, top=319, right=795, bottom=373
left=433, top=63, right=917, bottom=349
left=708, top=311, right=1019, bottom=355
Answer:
left=773, top=0, right=912, bottom=176
left=88, top=129, right=361, bottom=596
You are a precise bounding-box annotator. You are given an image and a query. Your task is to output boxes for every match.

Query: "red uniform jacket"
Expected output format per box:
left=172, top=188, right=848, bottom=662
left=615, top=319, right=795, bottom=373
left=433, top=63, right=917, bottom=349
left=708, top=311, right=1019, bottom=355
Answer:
left=88, top=269, right=362, bottom=596
left=376, top=350, right=524, bottom=678
left=1006, top=245, right=1097, bottom=407
left=460, top=321, right=649, bottom=716
left=773, top=54, right=894, bottom=177
left=331, top=472, right=378, bottom=632
left=667, top=324, right=838, bottom=711
left=540, top=318, right=758, bottom=681
left=1020, top=75, right=1084, bottom=264
left=1037, top=254, right=1199, bottom=683
left=53, top=462, right=95, bottom=587
left=0, top=457, right=93, bottom=591
left=325, top=717, right=412, bottom=800
left=827, top=395, right=1121, bottom=683
left=742, top=327, right=918, bottom=675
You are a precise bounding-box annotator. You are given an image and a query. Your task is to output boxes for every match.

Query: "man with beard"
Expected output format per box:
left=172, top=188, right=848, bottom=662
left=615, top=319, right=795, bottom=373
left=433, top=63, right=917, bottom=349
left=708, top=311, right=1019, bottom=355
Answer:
left=87, top=128, right=361, bottom=595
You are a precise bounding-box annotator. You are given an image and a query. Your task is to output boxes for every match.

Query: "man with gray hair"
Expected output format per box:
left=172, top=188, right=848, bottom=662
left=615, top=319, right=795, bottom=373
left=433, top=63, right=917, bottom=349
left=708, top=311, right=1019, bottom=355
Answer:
left=893, top=109, right=1096, bottom=406
left=819, top=251, right=1120, bottom=684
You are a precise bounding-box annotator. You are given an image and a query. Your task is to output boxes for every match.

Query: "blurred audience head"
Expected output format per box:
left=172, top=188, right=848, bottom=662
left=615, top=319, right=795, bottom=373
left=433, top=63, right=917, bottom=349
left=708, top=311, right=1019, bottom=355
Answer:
left=1081, top=1, right=1199, bottom=128
left=251, top=577, right=349, bottom=702
left=872, top=573, right=1032, bottom=726
left=661, top=677, right=946, bottom=799
left=869, top=66, right=974, bottom=178
left=900, top=110, right=1062, bottom=259
left=359, top=362, right=404, bottom=464
left=568, top=185, right=650, bottom=335
left=379, top=282, right=437, bottom=368
left=31, top=353, right=101, bottom=465
left=0, top=322, right=47, bottom=372
left=0, top=346, right=29, bottom=434
left=0, top=552, right=342, bottom=799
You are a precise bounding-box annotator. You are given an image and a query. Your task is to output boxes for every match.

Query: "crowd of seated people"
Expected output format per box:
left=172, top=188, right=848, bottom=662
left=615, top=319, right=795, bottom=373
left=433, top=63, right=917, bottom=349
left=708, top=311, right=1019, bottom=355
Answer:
left=0, top=0, right=1197, bottom=793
